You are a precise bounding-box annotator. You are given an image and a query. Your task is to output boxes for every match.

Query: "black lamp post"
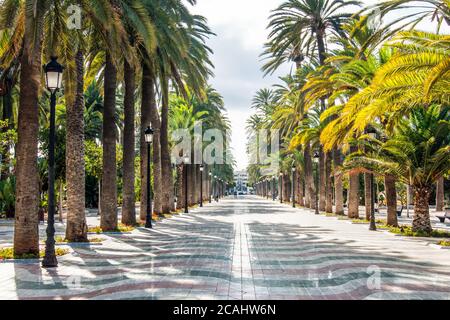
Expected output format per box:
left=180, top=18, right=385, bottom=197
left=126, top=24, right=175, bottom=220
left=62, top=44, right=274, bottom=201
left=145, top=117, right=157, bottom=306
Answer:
left=266, top=179, right=270, bottom=200
left=199, top=164, right=204, bottom=207
left=367, top=127, right=378, bottom=231
left=272, top=177, right=276, bottom=201
left=313, top=151, right=320, bottom=215
left=144, top=126, right=154, bottom=229
left=280, top=173, right=283, bottom=204
left=42, top=56, right=64, bottom=268
left=209, top=172, right=212, bottom=203
left=214, top=175, right=218, bottom=202
left=184, top=155, right=190, bottom=213
left=292, top=166, right=296, bottom=208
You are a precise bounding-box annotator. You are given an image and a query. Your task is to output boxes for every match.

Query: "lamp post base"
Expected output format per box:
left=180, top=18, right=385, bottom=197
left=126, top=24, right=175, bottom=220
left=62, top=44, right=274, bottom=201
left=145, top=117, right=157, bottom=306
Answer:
left=42, top=253, right=58, bottom=268
left=145, top=220, right=153, bottom=229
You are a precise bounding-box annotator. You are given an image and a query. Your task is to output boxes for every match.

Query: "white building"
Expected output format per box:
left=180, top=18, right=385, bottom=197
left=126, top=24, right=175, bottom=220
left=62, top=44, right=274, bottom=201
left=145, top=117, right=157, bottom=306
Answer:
left=233, top=171, right=249, bottom=192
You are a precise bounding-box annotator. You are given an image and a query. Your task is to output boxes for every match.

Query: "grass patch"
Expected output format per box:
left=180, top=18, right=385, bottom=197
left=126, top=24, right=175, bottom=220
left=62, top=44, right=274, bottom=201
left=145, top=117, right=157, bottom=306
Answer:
left=88, top=223, right=135, bottom=234
left=49, top=236, right=105, bottom=244
left=351, top=219, right=387, bottom=225
left=387, top=225, right=450, bottom=238
left=0, top=247, right=69, bottom=260
left=438, top=240, right=450, bottom=247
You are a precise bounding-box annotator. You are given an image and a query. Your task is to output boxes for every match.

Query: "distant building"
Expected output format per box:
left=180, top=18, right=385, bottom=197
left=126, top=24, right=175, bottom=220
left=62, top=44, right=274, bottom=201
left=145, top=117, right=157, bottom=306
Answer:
left=233, top=171, right=249, bottom=193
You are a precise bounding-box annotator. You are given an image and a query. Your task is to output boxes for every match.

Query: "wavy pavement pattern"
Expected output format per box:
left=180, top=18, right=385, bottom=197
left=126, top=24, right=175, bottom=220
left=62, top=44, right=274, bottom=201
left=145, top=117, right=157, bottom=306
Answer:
left=1, top=198, right=450, bottom=300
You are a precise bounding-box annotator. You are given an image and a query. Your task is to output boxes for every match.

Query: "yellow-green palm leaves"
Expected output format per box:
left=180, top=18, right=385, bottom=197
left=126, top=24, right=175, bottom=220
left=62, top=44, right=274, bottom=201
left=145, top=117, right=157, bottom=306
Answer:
left=321, top=31, right=450, bottom=151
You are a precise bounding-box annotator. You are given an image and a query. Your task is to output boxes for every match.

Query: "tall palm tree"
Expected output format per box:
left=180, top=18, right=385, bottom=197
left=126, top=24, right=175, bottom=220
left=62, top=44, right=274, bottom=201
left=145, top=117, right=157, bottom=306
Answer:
left=8, top=0, right=48, bottom=256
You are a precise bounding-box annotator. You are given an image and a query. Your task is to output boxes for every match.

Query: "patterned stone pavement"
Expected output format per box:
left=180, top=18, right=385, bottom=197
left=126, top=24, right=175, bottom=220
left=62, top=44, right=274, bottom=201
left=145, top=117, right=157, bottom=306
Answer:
left=1, top=196, right=450, bottom=300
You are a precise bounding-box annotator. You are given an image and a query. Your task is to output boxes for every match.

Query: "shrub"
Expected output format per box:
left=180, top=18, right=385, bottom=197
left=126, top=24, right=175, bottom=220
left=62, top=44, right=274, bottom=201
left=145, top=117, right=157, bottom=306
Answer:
left=0, top=247, right=69, bottom=260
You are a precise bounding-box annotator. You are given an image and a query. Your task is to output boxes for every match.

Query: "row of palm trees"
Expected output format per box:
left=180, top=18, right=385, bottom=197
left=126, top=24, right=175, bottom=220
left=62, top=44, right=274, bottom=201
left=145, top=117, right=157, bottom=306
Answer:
left=0, top=0, right=233, bottom=257
left=247, top=0, right=450, bottom=234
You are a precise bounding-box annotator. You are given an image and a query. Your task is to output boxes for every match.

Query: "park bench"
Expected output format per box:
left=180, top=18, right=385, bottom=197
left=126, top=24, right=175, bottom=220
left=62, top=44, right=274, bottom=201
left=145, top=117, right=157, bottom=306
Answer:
left=437, top=210, right=450, bottom=223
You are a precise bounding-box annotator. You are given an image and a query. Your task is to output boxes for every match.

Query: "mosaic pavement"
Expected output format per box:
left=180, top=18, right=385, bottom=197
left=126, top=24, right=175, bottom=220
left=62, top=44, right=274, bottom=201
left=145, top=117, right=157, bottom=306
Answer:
left=1, top=196, right=450, bottom=300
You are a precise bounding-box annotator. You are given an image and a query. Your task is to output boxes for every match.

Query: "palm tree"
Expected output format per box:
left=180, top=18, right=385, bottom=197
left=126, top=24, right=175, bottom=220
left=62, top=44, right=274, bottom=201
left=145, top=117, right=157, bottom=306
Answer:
left=7, top=0, right=48, bottom=256
left=364, top=0, right=449, bottom=36
left=346, top=105, right=450, bottom=233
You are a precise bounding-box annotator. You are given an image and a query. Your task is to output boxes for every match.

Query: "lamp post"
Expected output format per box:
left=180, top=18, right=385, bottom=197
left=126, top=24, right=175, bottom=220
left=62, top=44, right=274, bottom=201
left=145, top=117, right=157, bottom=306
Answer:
left=144, top=127, right=154, bottom=229
left=214, top=176, right=218, bottom=202
left=272, top=177, right=276, bottom=201
left=42, top=56, right=64, bottom=268
left=199, top=165, right=204, bottom=207
left=266, top=179, right=270, bottom=200
left=367, top=127, right=378, bottom=231
left=209, top=172, right=212, bottom=203
left=313, top=151, right=320, bottom=215
left=279, top=173, right=283, bottom=204
left=292, top=166, right=296, bottom=208
left=184, top=155, right=190, bottom=213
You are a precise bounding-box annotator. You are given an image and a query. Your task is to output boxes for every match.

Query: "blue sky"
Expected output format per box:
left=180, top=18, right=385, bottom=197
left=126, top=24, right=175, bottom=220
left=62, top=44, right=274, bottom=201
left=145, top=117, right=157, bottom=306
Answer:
left=192, top=0, right=445, bottom=171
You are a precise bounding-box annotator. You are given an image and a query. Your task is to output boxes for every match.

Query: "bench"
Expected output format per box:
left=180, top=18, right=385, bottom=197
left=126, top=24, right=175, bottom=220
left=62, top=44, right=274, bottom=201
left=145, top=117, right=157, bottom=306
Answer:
left=437, top=211, right=450, bottom=223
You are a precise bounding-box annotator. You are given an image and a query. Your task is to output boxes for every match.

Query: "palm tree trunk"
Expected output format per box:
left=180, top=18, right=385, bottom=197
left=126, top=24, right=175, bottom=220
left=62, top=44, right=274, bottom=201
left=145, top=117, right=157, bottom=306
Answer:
left=304, top=144, right=313, bottom=208
left=325, top=151, right=333, bottom=213
left=319, top=149, right=326, bottom=211
left=14, top=9, right=43, bottom=255
left=190, top=164, right=197, bottom=205
left=385, top=174, right=398, bottom=227
left=160, top=84, right=174, bottom=213
left=436, top=177, right=444, bottom=212
left=412, top=185, right=433, bottom=234
left=66, top=49, right=88, bottom=241
left=149, top=110, right=162, bottom=216
left=58, top=180, right=63, bottom=223
left=100, top=54, right=118, bottom=231
left=334, top=148, right=344, bottom=215
left=1, top=77, right=13, bottom=182
left=364, top=173, right=373, bottom=221
left=140, top=65, right=151, bottom=221
left=121, top=60, right=136, bottom=226
left=140, top=63, right=162, bottom=217
left=297, top=171, right=305, bottom=207
left=316, top=31, right=328, bottom=213
left=348, top=172, right=360, bottom=219
left=283, top=174, right=290, bottom=202
left=176, top=165, right=184, bottom=210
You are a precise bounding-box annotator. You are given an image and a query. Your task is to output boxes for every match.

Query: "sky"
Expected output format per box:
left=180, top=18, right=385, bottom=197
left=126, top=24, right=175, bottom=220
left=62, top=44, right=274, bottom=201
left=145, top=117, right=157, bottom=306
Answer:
left=191, top=0, right=442, bottom=171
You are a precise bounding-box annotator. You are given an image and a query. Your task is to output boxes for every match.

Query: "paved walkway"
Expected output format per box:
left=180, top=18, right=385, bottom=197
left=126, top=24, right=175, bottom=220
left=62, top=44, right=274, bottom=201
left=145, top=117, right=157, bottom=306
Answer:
left=1, top=196, right=450, bottom=300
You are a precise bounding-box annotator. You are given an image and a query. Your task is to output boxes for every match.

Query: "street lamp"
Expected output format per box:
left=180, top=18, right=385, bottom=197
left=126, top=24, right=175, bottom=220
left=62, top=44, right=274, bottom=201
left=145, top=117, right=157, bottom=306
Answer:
left=367, top=127, right=378, bottom=231
left=42, top=56, right=64, bottom=268
left=279, top=173, right=283, bottom=204
left=313, top=151, right=320, bottom=215
left=209, top=172, right=212, bottom=203
left=199, top=165, right=204, bottom=207
left=184, top=155, right=190, bottom=213
left=144, top=127, right=154, bottom=229
left=272, top=177, right=276, bottom=201
left=214, top=175, right=218, bottom=202
left=292, top=166, right=296, bottom=208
